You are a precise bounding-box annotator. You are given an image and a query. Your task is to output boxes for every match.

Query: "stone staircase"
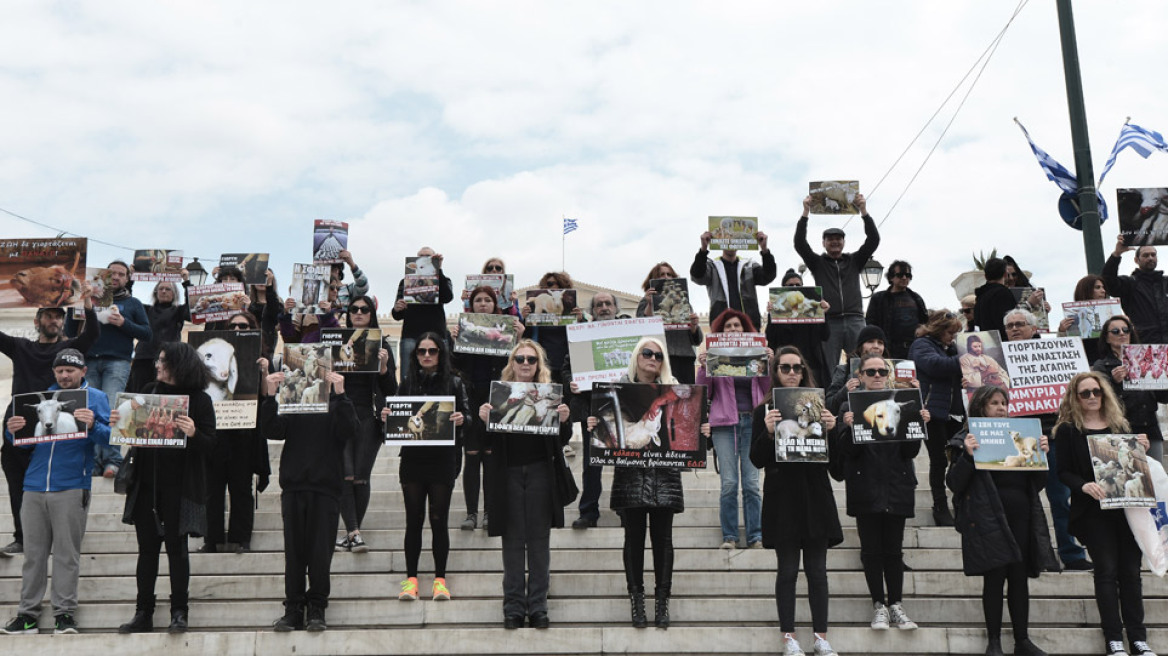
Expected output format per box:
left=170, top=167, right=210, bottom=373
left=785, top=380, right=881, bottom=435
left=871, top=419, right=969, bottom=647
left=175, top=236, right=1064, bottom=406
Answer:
left=1, top=438, right=1166, bottom=655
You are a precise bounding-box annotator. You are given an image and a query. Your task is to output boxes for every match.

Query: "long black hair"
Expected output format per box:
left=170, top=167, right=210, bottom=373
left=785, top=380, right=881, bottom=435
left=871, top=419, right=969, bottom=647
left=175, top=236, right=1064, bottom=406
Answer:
left=344, top=295, right=380, bottom=328
left=159, top=342, right=212, bottom=391
left=404, top=331, right=452, bottom=394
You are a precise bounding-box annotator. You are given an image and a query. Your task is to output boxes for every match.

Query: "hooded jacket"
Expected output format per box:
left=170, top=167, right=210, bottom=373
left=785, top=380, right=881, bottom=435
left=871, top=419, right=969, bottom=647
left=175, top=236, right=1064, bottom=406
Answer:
left=5, top=380, right=110, bottom=492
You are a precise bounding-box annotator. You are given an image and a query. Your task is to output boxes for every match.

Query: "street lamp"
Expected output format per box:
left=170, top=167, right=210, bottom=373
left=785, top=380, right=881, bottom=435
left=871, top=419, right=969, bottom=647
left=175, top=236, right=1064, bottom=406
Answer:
left=186, top=257, right=209, bottom=286
left=861, top=258, right=884, bottom=297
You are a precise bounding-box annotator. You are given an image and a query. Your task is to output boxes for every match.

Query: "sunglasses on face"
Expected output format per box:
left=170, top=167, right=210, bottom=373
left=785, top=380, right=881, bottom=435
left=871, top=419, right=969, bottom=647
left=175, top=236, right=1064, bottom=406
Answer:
left=513, top=355, right=539, bottom=365
left=961, top=308, right=974, bottom=315
left=862, top=368, right=889, bottom=377
left=416, top=347, right=440, bottom=356
left=349, top=305, right=372, bottom=314
left=892, top=271, right=912, bottom=279
left=640, top=348, right=665, bottom=362
left=777, top=363, right=804, bottom=374
left=1077, top=387, right=1103, bottom=399
left=1005, top=321, right=1029, bottom=330
left=229, top=322, right=251, bottom=329
left=485, top=265, right=504, bottom=272
left=1108, top=326, right=1131, bottom=335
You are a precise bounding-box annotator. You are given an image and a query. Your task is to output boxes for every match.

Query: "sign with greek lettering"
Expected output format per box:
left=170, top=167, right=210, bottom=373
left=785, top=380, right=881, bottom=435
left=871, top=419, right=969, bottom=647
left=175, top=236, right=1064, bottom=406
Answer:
left=1001, top=337, right=1088, bottom=416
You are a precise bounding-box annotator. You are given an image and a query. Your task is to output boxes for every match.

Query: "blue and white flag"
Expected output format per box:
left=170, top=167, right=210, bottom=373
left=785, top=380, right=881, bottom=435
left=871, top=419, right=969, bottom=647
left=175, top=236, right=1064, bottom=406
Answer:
left=1015, top=119, right=1079, bottom=195
left=1098, top=122, right=1168, bottom=186
left=563, top=218, right=579, bottom=235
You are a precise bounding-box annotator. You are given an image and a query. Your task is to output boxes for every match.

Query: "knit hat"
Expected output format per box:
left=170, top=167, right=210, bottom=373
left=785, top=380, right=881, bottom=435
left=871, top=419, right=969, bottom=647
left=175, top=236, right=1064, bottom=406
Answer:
left=781, top=268, right=802, bottom=285
left=855, top=325, right=886, bottom=352
left=53, top=348, right=86, bottom=369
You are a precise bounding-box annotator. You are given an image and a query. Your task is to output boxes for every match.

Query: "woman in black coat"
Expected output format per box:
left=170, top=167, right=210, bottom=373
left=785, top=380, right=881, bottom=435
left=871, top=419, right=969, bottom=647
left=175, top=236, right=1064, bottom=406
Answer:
left=946, top=385, right=1057, bottom=656
left=116, top=342, right=216, bottom=634
left=1091, top=314, right=1168, bottom=462
left=751, top=346, right=842, bottom=656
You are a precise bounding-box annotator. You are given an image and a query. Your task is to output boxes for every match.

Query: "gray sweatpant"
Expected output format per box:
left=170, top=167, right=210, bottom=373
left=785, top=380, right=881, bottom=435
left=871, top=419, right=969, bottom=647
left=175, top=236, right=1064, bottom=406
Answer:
left=19, top=488, right=90, bottom=616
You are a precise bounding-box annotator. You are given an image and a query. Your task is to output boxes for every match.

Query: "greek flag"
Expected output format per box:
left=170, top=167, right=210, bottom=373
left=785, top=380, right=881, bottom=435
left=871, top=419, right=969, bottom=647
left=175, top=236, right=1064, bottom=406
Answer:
left=1015, top=119, right=1079, bottom=195
left=1098, top=122, right=1168, bottom=185
left=563, top=218, right=579, bottom=235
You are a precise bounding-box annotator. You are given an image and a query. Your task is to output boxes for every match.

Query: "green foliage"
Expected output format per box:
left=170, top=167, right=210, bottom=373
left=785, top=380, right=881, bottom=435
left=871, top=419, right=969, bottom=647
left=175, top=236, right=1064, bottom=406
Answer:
left=972, top=248, right=998, bottom=271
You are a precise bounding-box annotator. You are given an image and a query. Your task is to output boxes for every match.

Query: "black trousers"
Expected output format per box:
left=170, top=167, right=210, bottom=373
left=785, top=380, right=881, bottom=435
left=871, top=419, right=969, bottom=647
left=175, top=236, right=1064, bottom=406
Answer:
left=1081, top=510, right=1146, bottom=643
left=205, top=452, right=254, bottom=547
left=776, top=539, right=830, bottom=633
left=463, top=450, right=490, bottom=516
left=855, top=513, right=906, bottom=605
left=341, top=415, right=381, bottom=533
left=132, top=486, right=189, bottom=611
left=924, top=417, right=960, bottom=508
left=281, top=490, right=339, bottom=609
left=621, top=508, right=674, bottom=593
left=578, top=452, right=603, bottom=521
left=402, top=482, right=453, bottom=578
left=1, top=447, right=31, bottom=543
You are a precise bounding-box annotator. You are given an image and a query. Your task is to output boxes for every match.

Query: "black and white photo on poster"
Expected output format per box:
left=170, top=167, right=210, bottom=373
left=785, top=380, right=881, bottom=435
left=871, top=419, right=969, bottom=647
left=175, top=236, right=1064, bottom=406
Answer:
left=320, top=328, right=382, bottom=373
left=186, top=330, right=262, bottom=429
left=523, top=289, right=578, bottom=326
left=290, top=263, right=330, bottom=313
left=848, top=388, right=926, bottom=444
left=808, top=180, right=859, bottom=214
left=770, top=388, right=828, bottom=464
left=967, top=417, right=1047, bottom=471
left=110, top=393, right=190, bottom=448
left=384, top=397, right=456, bottom=446
left=11, top=390, right=90, bottom=446
left=218, top=253, right=270, bottom=286
left=0, top=237, right=87, bottom=309
left=188, top=282, right=250, bottom=324
left=704, top=333, right=767, bottom=377
left=313, top=220, right=349, bottom=263
left=1087, top=434, right=1157, bottom=509
left=1117, top=187, right=1168, bottom=247
left=453, top=313, right=519, bottom=357
left=131, top=249, right=184, bottom=282
left=1122, top=344, right=1168, bottom=391
left=276, top=344, right=332, bottom=414
left=648, top=278, right=694, bottom=330
left=487, top=381, right=563, bottom=435
left=588, top=382, right=707, bottom=469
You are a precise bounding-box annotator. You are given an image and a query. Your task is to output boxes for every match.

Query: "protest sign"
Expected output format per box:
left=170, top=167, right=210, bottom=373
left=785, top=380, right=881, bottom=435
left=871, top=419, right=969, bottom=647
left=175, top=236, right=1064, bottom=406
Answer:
left=769, top=287, right=825, bottom=324
left=277, top=344, right=332, bottom=414
left=1122, top=344, right=1168, bottom=391
left=110, top=393, right=189, bottom=448
left=589, top=382, right=706, bottom=469
left=808, top=180, right=859, bottom=214
left=131, top=250, right=184, bottom=282
left=188, top=282, right=249, bottom=324
left=453, top=314, right=518, bottom=357
left=1001, top=337, right=1088, bottom=416
left=1118, top=187, right=1168, bottom=247
left=1088, top=434, right=1157, bottom=509
left=848, top=388, right=926, bottom=444
left=11, top=390, right=89, bottom=446
left=648, top=278, right=694, bottom=330
left=704, top=333, right=767, bottom=377
left=967, top=417, right=1047, bottom=471
left=524, top=289, right=578, bottom=326
left=487, top=382, right=563, bottom=436
left=218, top=253, right=270, bottom=286
left=313, top=220, right=348, bottom=263
left=1062, top=299, right=1124, bottom=339
left=771, top=388, right=828, bottom=463
left=567, top=317, right=666, bottom=390
left=186, top=330, right=262, bottom=429
left=848, top=358, right=917, bottom=389
left=290, top=263, right=330, bottom=313
left=384, top=397, right=456, bottom=446
left=0, top=237, right=87, bottom=309
left=464, top=274, right=514, bottom=311
left=707, top=216, right=758, bottom=251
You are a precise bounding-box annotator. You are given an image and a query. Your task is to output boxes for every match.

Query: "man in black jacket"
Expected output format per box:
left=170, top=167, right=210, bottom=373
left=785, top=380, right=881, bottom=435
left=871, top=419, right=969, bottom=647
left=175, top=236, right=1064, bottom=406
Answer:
left=1102, top=234, right=1168, bottom=344
left=973, top=258, right=1017, bottom=340
left=865, top=260, right=928, bottom=359
left=392, top=247, right=454, bottom=389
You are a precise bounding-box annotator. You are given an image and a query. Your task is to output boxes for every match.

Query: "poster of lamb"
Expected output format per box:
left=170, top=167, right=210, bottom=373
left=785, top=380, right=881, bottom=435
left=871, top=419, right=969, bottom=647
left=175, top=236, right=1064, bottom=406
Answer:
left=109, top=393, right=190, bottom=448
left=277, top=344, right=332, bottom=414
left=131, top=249, right=184, bottom=282
left=1117, top=187, right=1168, bottom=247
left=770, top=388, right=828, bottom=464
left=1087, top=434, right=1157, bottom=509
left=769, top=286, right=826, bottom=324
left=487, top=382, right=563, bottom=436
left=384, top=397, right=456, bottom=446
left=648, top=278, right=694, bottom=330
left=808, top=180, right=859, bottom=214
left=453, top=313, right=518, bottom=357
left=10, top=390, right=90, bottom=446
left=524, top=289, right=578, bottom=326
left=704, top=333, right=768, bottom=377
left=0, top=237, right=87, bottom=309
left=848, top=388, right=926, bottom=444
left=1122, top=344, right=1168, bottom=391
left=967, top=418, right=1047, bottom=471
left=1062, top=299, right=1124, bottom=340
left=187, top=282, right=250, bottom=324
left=290, top=263, right=330, bottom=314
left=404, top=256, right=440, bottom=304
left=589, top=382, right=707, bottom=468
left=312, top=220, right=349, bottom=263
left=321, top=328, right=382, bottom=373
left=186, top=330, right=262, bottom=428
left=706, top=216, right=758, bottom=251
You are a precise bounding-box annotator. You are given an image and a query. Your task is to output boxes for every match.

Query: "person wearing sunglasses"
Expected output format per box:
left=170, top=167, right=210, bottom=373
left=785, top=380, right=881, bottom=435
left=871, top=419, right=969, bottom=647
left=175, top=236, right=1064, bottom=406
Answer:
left=1091, top=315, right=1167, bottom=463
left=1055, top=372, right=1156, bottom=656
left=391, top=247, right=454, bottom=389
left=766, top=269, right=832, bottom=391
left=909, top=310, right=966, bottom=527
left=751, top=347, right=842, bottom=656
left=825, top=325, right=889, bottom=414
left=1057, top=275, right=1110, bottom=364
left=461, top=259, right=520, bottom=316
left=865, top=260, right=927, bottom=359
left=128, top=281, right=188, bottom=394
left=1103, top=233, right=1168, bottom=346
left=960, top=295, right=977, bottom=332
left=638, top=262, right=702, bottom=385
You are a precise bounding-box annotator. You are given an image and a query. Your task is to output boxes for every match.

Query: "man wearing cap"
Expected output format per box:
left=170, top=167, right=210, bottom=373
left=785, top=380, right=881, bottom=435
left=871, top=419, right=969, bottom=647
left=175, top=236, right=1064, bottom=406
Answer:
left=1, top=349, right=110, bottom=635
left=689, top=229, right=776, bottom=331
left=0, top=297, right=99, bottom=558
left=794, top=193, right=881, bottom=369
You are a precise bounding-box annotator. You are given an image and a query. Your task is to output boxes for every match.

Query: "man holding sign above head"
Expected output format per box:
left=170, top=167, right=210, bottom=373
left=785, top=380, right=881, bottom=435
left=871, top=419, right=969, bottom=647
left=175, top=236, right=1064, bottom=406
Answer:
left=1103, top=233, right=1168, bottom=345
left=690, top=221, right=776, bottom=333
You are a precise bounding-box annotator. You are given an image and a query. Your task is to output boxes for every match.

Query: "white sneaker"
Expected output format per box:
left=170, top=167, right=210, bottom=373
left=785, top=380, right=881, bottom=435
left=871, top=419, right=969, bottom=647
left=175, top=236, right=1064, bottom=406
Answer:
left=1107, top=641, right=1130, bottom=656
left=783, top=634, right=805, bottom=656
left=889, top=603, right=917, bottom=630
left=1131, top=641, right=1157, bottom=656
left=563, top=445, right=575, bottom=458
left=813, top=636, right=838, bottom=655
left=720, top=539, right=737, bottom=550
left=870, top=602, right=889, bottom=630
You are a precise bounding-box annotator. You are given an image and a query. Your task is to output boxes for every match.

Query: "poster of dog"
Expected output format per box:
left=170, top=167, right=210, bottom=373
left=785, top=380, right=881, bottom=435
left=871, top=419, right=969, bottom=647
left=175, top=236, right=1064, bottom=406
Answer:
left=1118, top=187, right=1168, bottom=247
left=968, top=417, right=1047, bottom=471
left=277, top=344, right=332, bottom=414
left=848, top=388, right=926, bottom=444
left=321, top=328, right=382, bottom=373
left=649, top=278, right=695, bottom=330
left=771, top=388, right=828, bottom=464
left=384, top=396, right=456, bottom=446
left=707, top=216, right=758, bottom=251
left=404, top=256, right=440, bottom=304
left=589, top=382, right=707, bottom=468
left=290, top=263, right=330, bottom=314
left=1062, top=299, right=1124, bottom=339
left=464, top=273, right=514, bottom=311
left=131, top=249, right=184, bottom=282
left=312, top=220, right=349, bottom=264
left=769, top=286, right=826, bottom=324
left=848, top=357, right=917, bottom=389
left=705, top=333, right=767, bottom=377
left=186, top=330, right=262, bottom=429
left=218, top=253, right=270, bottom=286
left=0, top=237, right=87, bottom=309
left=11, top=390, right=90, bottom=446
left=453, top=314, right=518, bottom=357
left=1122, top=344, right=1168, bottom=391
left=1088, top=434, right=1157, bottom=509
left=109, top=393, right=190, bottom=448
left=524, top=289, right=578, bottom=326
left=487, top=382, right=563, bottom=436
left=1009, top=287, right=1050, bottom=332
left=808, top=180, right=859, bottom=215
left=188, top=282, right=250, bottom=324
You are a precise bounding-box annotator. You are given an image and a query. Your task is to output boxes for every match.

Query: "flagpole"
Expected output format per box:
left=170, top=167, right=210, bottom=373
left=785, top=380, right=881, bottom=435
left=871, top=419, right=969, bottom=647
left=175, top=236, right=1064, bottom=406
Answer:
left=561, top=214, right=566, bottom=271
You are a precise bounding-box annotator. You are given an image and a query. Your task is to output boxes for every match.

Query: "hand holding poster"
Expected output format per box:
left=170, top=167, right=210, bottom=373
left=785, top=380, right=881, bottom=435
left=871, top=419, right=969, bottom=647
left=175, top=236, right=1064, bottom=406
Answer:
left=187, top=330, right=262, bottom=428
left=110, top=393, right=190, bottom=448
left=769, top=287, right=826, bottom=324
left=464, top=274, right=514, bottom=311
left=589, top=382, right=707, bottom=468
left=131, top=250, right=184, bottom=282
left=384, top=397, right=456, bottom=446
left=218, top=253, right=270, bottom=286
left=1010, top=287, right=1050, bottom=332
left=1122, top=344, right=1168, bottom=390
left=808, top=181, right=859, bottom=214
left=404, top=256, right=440, bottom=304
left=1088, top=434, right=1157, bottom=509
left=10, top=390, right=90, bottom=446
left=848, top=388, right=926, bottom=444
left=188, top=282, right=249, bottom=324
left=567, top=317, right=666, bottom=390
left=313, top=220, right=349, bottom=263
left=487, top=382, right=563, bottom=435
left=704, top=333, right=767, bottom=377
left=707, top=216, right=758, bottom=251
left=967, top=418, right=1047, bottom=471
left=277, top=344, right=332, bottom=414
left=290, top=263, right=330, bottom=313
left=771, top=388, right=828, bottom=463
left=454, top=314, right=519, bottom=357
left=1062, top=299, right=1124, bottom=339
left=648, top=278, right=694, bottom=330
left=1002, top=337, right=1088, bottom=415
left=0, top=237, right=87, bottom=309
left=321, top=328, right=382, bottom=373
left=524, top=289, right=578, bottom=326
left=1117, top=187, right=1168, bottom=247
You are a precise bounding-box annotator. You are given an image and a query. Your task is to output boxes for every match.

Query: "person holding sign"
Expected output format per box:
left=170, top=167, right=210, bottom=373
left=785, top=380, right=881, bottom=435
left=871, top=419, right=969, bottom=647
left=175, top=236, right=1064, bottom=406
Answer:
left=1092, top=315, right=1168, bottom=463
left=637, top=262, right=702, bottom=384
left=1055, top=372, right=1157, bottom=656
left=689, top=225, right=776, bottom=332
left=1102, top=233, right=1168, bottom=345
left=909, top=310, right=965, bottom=528
left=751, top=347, right=842, bottom=656
left=766, top=269, right=832, bottom=392
left=392, top=247, right=454, bottom=389
left=946, top=386, right=1057, bottom=656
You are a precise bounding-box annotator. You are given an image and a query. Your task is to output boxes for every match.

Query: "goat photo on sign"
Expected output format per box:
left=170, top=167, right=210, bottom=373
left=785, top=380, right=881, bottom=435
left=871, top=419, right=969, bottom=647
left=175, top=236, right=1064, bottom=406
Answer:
left=11, top=389, right=89, bottom=445
left=848, top=388, right=926, bottom=444
left=321, top=328, right=382, bottom=373
left=1087, top=434, right=1158, bottom=509
left=277, top=344, right=332, bottom=414
left=187, top=330, right=262, bottom=429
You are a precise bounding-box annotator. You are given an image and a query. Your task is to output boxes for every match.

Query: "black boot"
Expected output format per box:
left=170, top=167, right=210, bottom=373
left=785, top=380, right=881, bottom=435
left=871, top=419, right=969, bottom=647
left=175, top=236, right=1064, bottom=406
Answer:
left=306, top=604, right=327, bottom=632
left=118, top=596, right=154, bottom=634
left=654, top=586, right=670, bottom=629
left=932, top=502, right=955, bottom=527
left=274, top=602, right=305, bottom=632
left=629, top=586, right=647, bottom=628
left=1013, top=637, right=1047, bottom=656
left=985, top=635, right=1004, bottom=656
left=168, top=609, right=188, bottom=634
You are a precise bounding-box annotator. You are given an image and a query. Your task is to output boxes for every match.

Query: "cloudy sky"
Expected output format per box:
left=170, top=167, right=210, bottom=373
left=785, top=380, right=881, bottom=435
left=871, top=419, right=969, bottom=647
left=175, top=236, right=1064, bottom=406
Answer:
left=3, top=1, right=1167, bottom=322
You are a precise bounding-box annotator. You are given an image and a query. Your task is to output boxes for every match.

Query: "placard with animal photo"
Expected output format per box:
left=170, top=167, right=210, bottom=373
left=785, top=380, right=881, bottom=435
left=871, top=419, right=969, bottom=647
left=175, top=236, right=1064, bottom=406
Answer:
left=0, top=237, right=87, bottom=309
left=1001, top=336, right=1087, bottom=416
left=404, top=256, right=439, bottom=304
left=848, top=358, right=917, bottom=389
left=453, top=314, right=518, bottom=357
left=312, top=220, right=349, bottom=264
left=1117, top=187, right=1168, bottom=247
left=648, top=278, right=694, bottom=330
left=464, top=274, right=514, bottom=311
left=384, top=397, right=456, bottom=446
left=218, top=253, right=270, bottom=286
left=523, top=289, right=578, bottom=326
left=290, top=263, right=330, bottom=313
left=956, top=331, right=1011, bottom=393
left=1122, top=344, right=1168, bottom=391
left=589, top=382, right=707, bottom=469
left=277, top=344, right=332, bottom=414
left=320, top=328, right=382, bottom=373
left=848, top=388, right=926, bottom=444
left=704, top=333, right=768, bottom=377
left=567, top=317, right=667, bottom=390
left=186, top=330, right=262, bottom=429
left=769, top=286, right=826, bottom=324
left=706, top=216, right=758, bottom=251
left=131, top=249, right=184, bottom=282
left=967, top=418, right=1047, bottom=471
left=10, top=390, right=90, bottom=446
left=771, top=388, right=828, bottom=464
left=1009, top=287, right=1050, bottom=332
left=188, top=282, right=250, bottom=324
left=1062, top=299, right=1124, bottom=339
left=1087, top=434, right=1157, bottom=509
left=109, top=393, right=190, bottom=448
left=808, top=180, right=860, bottom=215
left=487, top=381, right=564, bottom=436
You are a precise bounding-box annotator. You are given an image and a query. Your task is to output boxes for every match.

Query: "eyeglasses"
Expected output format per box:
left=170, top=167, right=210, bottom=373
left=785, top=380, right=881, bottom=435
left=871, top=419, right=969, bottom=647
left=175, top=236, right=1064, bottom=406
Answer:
left=1077, top=388, right=1104, bottom=399
left=513, top=355, right=539, bottom=365
left=891, top=271, right=912, bottom=279
left=229, top=322, right=251, bottom=330
left=862, top=368, right=890, bottom=377
left=416, top=347, right=440, bottom=356
left=349, top=306, right=372, bottom=314
left=640, top=349, right=665, bottom=362
left=1108, top=326, right=1132, bottom=335
left=960, top=308, right=974, bottom=315
left=1005, top=321, right=1030, bottom=330
left=777, top=363, right=804, bottom=374
left=485, top=265, right=504, bottom=273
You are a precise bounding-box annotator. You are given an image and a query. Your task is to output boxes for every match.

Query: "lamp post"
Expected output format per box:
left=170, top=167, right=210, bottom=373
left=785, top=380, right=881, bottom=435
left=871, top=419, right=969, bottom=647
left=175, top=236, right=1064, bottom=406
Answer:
left=186, top=257, right=209, bottom=286
left=861, top=258, right=884, bottom=298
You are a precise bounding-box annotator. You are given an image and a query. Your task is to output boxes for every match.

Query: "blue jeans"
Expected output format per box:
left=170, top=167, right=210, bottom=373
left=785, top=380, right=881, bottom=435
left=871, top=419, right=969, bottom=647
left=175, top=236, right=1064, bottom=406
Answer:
left=711, top=412, right=761, bottom=544
left=86, top=358, right=130, bottom=471
left=1044, top=444, right=1087, bottom=564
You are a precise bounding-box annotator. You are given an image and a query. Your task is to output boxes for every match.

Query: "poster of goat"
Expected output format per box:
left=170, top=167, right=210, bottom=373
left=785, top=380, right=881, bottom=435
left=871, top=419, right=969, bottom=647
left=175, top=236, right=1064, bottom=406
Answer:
left=384, top=397, right=456, bottom=446
left=109, top=393, right=190, bottom=448
left=1117, top=187, right=1168, bottom=247
left=11, top=390, right=90, bottom=446
left=771, top=388, right=828, bottom=464
left=403, top=256, right=440, bottom=304
left=487, top=382, right=564, bottom=436
left=808, top=180, right=859, bottom=214
left=321, top=328, right=382, bottom=373
left=589, top=382, right=707, bottom=468
left=967, top=417, right=1048, bottom=471
left=1087, top=434, right=1157, bottom=509
left=312, top=219, right=348, bottom=264
left=186, top=330, right=262, bottom=428
left=524, top=289, right=578, bottom=326
left=848, top=388, right=926, bottom=444
left=277, top=344, right=332, bottom=414
left=0, top=237, right=88, bottom=309
left=648, top=278, right=695, bottom=330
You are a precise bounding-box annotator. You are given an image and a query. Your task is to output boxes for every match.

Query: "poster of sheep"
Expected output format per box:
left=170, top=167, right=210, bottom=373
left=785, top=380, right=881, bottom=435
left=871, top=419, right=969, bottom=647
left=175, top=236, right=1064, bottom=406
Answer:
left=10, top=390, right=90, bottom=446
left=218, top=253, right=270, bottom=286
left=808, top=180, right=859, bottom=214
left=403, top=256, right=440, bottom=304
left=320, top=328, right=382, bottom=373
left=523, top=289, right=578, bottom=326
left=847, top=388, right=926, bottom=444
left=771, top=388, right=828, bottom=464
left=848, top=358, right=917, bottom=389
left=109, top=393, right=190, bottom=448
left=567, top=317, right=666, bottom=390
left=705, top=333, right=768, bottom=377
left=1008, top=287, right=1050, bottom=332
left=290, top=263, right=330, bottom=314
left=487, top=382, right=564, bottom=436
left=464, top=273, right=515, bottom=311
left=453, top=314, right=518, bottom=357
left=0, top=237, right=87, bottom=309
left=188, top=282, right=250, bottom=324
left=648, top=278, right=694, bottom=330
left=706, top=216, right=758, bottom=251
left=1087, top=434, right=1157, bottom=509
left=1122, top=344, right=1168, bottom=391
left=131, top=249, right=184, bottom=282
left=312, top=219, right=348, bottom=263
left=589, top=382, right=707, bottom=468
left=384, top=397, right=456, bottom=446
left=967, top=418, right=1047, bottom=471
left=186, top=330, right=262, bottom=428
left=1062, top=299, right=1124, bottom=339
left=1117, top=187, right=1168, bottom=247
left=769, top=286, right=826, bottom=324
left=277, top=344, right=332, bottom=414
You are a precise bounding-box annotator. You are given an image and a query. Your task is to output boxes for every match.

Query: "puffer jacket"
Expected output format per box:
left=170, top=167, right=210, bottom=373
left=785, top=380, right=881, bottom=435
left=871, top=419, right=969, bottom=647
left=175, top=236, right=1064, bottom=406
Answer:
left=607, top=373, right=685, bottom=513
left=909, top=335, right=964, bottom=420
left=833, top=401, right=920, bottom=517
left=1092, top=352, right=1168, bottom=441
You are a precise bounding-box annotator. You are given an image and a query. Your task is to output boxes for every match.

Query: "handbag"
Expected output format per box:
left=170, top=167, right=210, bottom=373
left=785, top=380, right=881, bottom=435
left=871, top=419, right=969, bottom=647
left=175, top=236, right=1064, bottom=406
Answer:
left=114, top=447, right=138, bottom=495
left=554, top=456, right=579, bottom=506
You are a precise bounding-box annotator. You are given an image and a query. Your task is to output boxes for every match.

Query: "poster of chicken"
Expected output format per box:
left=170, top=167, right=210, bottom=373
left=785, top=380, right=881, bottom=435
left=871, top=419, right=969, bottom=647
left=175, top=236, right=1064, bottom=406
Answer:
left=320, top=328, right=382, bottom=373
left=706, top=216, right=758, bottom=251
left=1117, top=187, right=1168, bottom=247
left=384, top=397, right=456, bottom=446
left=704, top=333, right=767, bottom=377
left=967, top=418, right=1047, bottom=471
left=186, top=330, right=262, bottom=429
left=453, top=313, right=519, bottom=357
left=0, top=237, right=87, bottom=309
left=769, top=286, right=826, bottom=324
left=312, top=220, right=348, bottom=264
left=404, top=256, right=440, bottom=304
left=1088, top=434, right=1157, bottom=509
left=487, top=382, right=563, bottom=436
left=648, top=278, right=694, bottom=330
left=589, top=382, right=707, bottom=469
left=464, top=273, right=515, bottom=311
left=771, top=388, right=828, bottom=464
left=131, top=249, right=184, bottom=282
left=109, top=393, right=190, bottom=448
left=523, top=289, right=578, bottom=326
left=847, top=388, right=926, bottom=444
left=188, top=282, right=250, bottom=324
left=290, top=263, right=330, bottom=313
left=808, top=180, right=859, bottom=214
left=1122, top=344, right=1168, bottom=391
left=277, top=344, right=332, bottom=414
left=218, top=253, right=270, bottom=286
left=10, top=390, right=90, bottom=446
